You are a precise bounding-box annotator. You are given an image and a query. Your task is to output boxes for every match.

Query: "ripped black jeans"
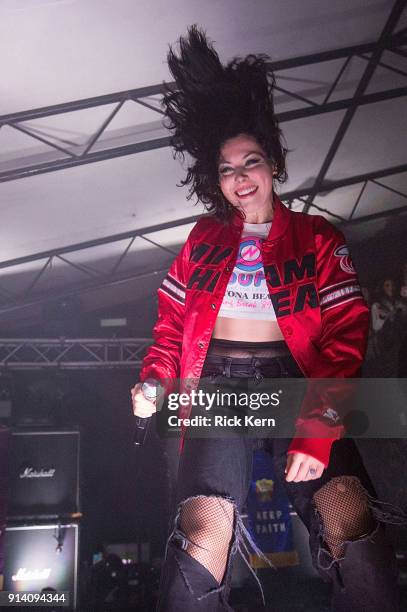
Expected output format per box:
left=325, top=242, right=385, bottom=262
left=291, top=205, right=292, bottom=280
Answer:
left=156, top=345, right=401, bottom=611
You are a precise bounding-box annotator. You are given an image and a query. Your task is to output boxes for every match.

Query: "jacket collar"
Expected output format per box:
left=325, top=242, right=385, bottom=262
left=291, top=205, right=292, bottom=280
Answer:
left=230, top=193, right=291, bottom=242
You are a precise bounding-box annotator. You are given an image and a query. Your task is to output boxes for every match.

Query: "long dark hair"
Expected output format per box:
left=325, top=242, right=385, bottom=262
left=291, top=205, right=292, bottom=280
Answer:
left=162, top=26, right=288, bottom=221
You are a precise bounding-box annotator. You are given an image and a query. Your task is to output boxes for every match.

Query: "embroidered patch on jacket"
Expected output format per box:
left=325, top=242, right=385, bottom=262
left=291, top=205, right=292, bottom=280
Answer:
left=334, top=245, right=356, bottom=274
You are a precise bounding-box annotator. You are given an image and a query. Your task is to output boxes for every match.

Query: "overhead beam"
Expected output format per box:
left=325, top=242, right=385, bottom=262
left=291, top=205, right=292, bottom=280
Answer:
left=0, top=215, right=199, bottom=271
left=1, top=34, right=406, bottom=184
left=1, top=189, right=406, bottom=316
left=1, top=37, right=403, bottom=125
left=278, top=85, right=407, bottom=122
left=268, top=37, right=405, bottom=71
left=0, top=338, right=150, bottom=369
left=301, top=0, right=407, bottom=213
left=1, top=85, right=406, bottom=184
left=0, top=85, right=167, bottom=125
left=0, top=137, right=171, bottom=183
left=0, top=34, right=400, bottom=126
left=1, top=164, right=406, bottom=275
left=341, top=203, right=407, bottom=226
left=282, top=163, right=407, bottom=201
left=0, top=266, right=170, bottom=316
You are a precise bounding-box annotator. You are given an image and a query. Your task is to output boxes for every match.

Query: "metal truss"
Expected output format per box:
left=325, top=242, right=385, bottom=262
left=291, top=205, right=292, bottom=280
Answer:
left=0, top=163, right=407, bottom=315
left=0, top=338, right=149, bottom=369
left=301, top=0, right=407, bottom=214
left=0, top=210, right=197, bottom=313
left=0, top=3, right=406, bottom=189
left=0, top=1, right=406, bottom=316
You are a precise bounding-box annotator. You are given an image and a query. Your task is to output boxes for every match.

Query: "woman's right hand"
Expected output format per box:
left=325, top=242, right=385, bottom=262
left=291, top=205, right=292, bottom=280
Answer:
left=131, top=383, right=157, bottom=418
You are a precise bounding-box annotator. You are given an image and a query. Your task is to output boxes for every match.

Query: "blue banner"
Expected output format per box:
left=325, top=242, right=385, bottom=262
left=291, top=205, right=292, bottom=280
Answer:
left=246, top=448, right=299, bottom=568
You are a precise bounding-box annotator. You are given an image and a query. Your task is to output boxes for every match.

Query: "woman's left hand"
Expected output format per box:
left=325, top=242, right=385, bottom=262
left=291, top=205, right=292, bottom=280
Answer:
left=285, top=452, right=325, bottom=482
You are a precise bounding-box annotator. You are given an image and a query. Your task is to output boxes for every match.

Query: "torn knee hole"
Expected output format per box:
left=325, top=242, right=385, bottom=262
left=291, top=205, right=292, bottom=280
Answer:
left=170, top=495, right=236, bottom=585
left=313, top=476, right=376, bottom=559
left=179, top=495, right=234, bottom=537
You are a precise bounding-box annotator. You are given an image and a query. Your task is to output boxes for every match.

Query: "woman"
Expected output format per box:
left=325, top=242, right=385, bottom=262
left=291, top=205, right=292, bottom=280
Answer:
left=132, top=27, right=400, bottom=611
left=371, top=279, right=407, bottom=334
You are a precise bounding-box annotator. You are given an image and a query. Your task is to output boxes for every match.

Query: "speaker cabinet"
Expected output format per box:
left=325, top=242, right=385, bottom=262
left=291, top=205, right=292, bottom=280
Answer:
left=8, top=429, right=80, bottom=519
left=3, top=522, right=79, bottom=609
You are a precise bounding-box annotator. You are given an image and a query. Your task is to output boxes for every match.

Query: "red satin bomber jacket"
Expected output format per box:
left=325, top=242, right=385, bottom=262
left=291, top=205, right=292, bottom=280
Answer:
left=140, top=196, right=369, bottom=467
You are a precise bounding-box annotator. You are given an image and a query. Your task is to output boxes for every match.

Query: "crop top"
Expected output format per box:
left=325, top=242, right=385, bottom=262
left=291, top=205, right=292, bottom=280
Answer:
left=218, top=222, right=278, bottom=320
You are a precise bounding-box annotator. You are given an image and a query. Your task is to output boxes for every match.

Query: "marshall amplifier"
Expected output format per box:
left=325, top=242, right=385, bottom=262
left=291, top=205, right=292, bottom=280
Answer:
left=3, top=522, right=79, bottom=609
left=8, top=429, right=80, bottom=520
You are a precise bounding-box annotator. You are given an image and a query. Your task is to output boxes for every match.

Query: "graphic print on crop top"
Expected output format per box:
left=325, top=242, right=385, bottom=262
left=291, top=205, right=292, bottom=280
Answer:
left=218, top=222, right=277, bottom=320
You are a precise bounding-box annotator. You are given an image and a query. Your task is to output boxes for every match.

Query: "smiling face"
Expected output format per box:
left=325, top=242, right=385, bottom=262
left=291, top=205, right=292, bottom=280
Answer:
left=218, top=134, right=275, bottom=221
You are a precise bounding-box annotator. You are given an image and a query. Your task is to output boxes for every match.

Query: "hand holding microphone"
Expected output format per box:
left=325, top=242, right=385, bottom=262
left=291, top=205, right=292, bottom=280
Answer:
left=131, top=378, right=162, bottom=446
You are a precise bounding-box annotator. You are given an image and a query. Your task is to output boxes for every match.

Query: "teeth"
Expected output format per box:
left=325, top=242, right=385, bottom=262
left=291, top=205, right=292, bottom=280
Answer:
left=236, top=186, right=257, bottom=196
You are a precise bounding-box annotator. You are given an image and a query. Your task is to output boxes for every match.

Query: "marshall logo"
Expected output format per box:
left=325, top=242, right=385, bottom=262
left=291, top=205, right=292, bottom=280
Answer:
left=12, top=567, right=52, bottom=581
left=188, top=244, right=318, bottom=315
left=19, top=467, right=56, bottom=479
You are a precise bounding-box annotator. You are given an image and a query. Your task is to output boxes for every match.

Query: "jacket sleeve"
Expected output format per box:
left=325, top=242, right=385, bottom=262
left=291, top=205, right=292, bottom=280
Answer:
left=288, top=216, right=369, bottom=467
left=139, top=233, right=193, bottom=390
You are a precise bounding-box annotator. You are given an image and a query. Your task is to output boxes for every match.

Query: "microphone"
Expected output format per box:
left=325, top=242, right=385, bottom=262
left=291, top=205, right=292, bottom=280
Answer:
left=133, top=378, right=159, bottom=447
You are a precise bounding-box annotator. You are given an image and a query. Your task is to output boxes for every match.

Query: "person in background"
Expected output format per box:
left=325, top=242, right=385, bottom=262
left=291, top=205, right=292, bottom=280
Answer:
left=371, top=278, right=407, bottom=377
left=400, top=262, right=407, bottom=306
left=371, top=279, right=406, bottom=333
left=398, top=264, right=407, bottom=377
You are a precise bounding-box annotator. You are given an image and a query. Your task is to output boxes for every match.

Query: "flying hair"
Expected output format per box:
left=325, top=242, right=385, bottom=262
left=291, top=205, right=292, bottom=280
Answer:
left=162, top=25, right=288, bottom=221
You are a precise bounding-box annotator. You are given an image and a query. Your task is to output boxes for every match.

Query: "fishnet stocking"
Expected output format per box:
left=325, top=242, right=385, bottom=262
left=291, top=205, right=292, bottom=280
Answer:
left=313, top=476, right=375, bottom=559
left=179, top=496, right=234, bottom=584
